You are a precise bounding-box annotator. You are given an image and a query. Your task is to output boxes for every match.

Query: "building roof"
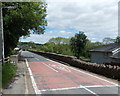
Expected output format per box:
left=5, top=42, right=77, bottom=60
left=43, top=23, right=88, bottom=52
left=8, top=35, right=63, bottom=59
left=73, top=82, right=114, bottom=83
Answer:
left=110, top=51, right=120, bottom=59
left=90, top=43, right=120, bottom=52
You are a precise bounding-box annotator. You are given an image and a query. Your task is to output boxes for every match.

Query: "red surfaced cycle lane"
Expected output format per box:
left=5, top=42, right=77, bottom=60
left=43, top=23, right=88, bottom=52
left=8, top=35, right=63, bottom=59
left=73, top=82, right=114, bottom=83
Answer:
left=28, top=61, right=116, bottom=91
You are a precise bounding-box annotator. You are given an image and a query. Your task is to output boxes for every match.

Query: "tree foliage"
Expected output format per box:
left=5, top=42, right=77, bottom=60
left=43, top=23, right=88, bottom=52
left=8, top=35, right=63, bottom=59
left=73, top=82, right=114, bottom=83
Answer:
left=3, top=2, right=47, bottom=56
left=102, top=37, right=115, bottom=44
left=102, top=36, right=120, bottom=44
left=115, top=36, right=120, bottom=43
left=48, top=37, right=70, bottom=44
left=85, top=40, right=103, bottom=57
left=20, top=36, right=104, bottom=61
left=70, top=32, right=88, bottom=59
left=38, top=37, right=73, bottom=55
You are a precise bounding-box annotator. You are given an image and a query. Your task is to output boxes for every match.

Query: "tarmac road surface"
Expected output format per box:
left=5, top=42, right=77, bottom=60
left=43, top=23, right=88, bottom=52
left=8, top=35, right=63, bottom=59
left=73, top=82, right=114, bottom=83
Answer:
left=22, top=51, right=119, bottom=95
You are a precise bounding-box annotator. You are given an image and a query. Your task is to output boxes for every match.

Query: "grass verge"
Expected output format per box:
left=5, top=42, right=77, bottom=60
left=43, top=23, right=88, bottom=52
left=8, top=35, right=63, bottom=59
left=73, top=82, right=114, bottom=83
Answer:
left=2, top=62, right=17, bottom=88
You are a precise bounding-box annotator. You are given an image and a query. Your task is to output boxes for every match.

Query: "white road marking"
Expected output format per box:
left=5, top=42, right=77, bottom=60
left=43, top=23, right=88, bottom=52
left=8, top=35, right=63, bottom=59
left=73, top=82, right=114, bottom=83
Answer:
left=80, top=85, right=98, bottom=96
left=35, top=58, right=39, bottom=61
left=26, top=52, right=118, bottom=95
left=46, top=59, right=118, bottom=86
left=40, top=84, right=117, bottom=92
left=43, top=62, right=58, bottom=72
left=40, top=86, right=84, bottom=92
left=49, top=64, right=71, bottom=72
left=68, top=66, right=118, bottom=86
left=65, top=67, right=71, bottom=72
left=84, top=85, right=118, bottom=88
left=25, top=59, right=41, bottom=94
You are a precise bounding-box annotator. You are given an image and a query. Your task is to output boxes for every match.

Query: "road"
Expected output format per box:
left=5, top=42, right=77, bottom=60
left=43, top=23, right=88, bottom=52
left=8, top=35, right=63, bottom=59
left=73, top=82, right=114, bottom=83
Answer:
left=22, top=51, right=119, bottom=95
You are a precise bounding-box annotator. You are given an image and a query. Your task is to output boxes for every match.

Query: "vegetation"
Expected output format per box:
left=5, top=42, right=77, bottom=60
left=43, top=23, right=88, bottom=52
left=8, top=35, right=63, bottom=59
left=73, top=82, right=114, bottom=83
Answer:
left=2, top=62, right=17, bottom=88
left=102, top=37, right=115, bottom=44
left=3, top=2, right=47, bottom=57
left=102, top=36, right=120, bottom=44
left=115, top=36, right=120, bottom=43
left=85, top=40, right=103, bottom=58
left=70, top=32, right=88, bottom=59
left=48, top=37, right=70, bottom=44
left=28, top=37, right=74, bottom=56
left=19, top=30, right=119, bottom=62
left=20, top=33, right=103, bottom=61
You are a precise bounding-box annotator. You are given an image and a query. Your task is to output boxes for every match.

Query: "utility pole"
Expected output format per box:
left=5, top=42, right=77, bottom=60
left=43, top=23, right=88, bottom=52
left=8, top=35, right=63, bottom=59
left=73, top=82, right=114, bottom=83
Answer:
left=118, top=1, right=120, bottom=37
left=0, top=2, right=17, bottom=64
left=0, top=2, right=4, bottom=64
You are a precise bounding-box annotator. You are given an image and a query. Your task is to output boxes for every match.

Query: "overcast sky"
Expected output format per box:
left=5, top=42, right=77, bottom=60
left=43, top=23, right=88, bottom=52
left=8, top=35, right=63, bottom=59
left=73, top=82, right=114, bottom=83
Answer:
left=21, top=0, right=119, bottom=44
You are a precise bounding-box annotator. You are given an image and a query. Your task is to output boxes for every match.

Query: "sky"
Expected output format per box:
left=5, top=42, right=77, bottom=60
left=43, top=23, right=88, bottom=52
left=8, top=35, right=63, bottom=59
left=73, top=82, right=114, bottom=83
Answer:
left=20, top=0, right=119, bottom=44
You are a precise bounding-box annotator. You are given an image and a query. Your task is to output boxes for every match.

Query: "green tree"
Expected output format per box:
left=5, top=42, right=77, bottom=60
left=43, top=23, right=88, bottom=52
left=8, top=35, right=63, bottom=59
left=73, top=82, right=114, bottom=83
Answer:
left=85, top=40, right=103, bottom=57
left=70, top=31, right=88, bottom=59
left=48, top=37, right=70, bottom=44
left=115, top=36, right=120, bottom=43
left=102, top=37, right=115, bottom=44
left=3, top=2, right=47, bottom=56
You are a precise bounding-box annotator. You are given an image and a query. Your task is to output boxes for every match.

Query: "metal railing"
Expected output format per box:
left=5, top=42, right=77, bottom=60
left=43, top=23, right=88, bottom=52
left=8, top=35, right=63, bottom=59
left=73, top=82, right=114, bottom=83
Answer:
left=0, top=50, right=22, bottom=65
left=0, top=57, right=9, bottom=64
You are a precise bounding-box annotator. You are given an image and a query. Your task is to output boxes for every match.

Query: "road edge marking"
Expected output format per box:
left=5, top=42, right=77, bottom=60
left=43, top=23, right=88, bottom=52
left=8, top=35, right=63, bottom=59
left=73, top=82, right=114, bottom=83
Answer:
left=40, top=86, right=84, bottom=92
left=46, top=59, right=118, bottom=86
left=43, top=62, right=58, bottom=72
left=25, top=59, right=41, bottom=94
left=35, top=58, right=39, bottom=61
left=40, top=84, right=117, bottom=92
left=80, top=85, right=98, bottom=96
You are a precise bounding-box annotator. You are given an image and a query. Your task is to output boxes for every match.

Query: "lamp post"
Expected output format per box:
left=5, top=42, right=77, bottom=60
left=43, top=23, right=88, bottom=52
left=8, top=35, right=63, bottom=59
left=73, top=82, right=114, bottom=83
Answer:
left=0, top=2, right=17, bottom=64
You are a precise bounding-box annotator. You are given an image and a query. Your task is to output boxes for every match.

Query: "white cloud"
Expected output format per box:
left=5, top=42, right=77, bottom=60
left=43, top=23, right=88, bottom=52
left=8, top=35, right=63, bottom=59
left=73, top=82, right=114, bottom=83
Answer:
left=46, top=0, right=119, bottom=41
left=46, top=30, right=73, bottom=37
left=21, top=0, right=119, bottom=43
left=20, top=34, right=52, bottom=44
left=59, top=31, right=72, bottom=35
left=20, top=30, right=72, bottom=43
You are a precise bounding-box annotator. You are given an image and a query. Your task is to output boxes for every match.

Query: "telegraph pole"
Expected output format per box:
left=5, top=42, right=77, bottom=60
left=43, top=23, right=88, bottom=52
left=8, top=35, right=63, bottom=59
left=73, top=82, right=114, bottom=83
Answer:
left=0, top=2, right=4, bottom=64
left=118, top=1, right=120, bottom=37
left=0, top=2, right=17, bottom=64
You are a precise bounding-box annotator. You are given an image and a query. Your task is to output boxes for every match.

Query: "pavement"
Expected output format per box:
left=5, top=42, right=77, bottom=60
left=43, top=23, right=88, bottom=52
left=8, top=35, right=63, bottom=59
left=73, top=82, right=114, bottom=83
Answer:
left=2, top=51, right=119, bottom=95
left=2, top=61, right=35, bottom=95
